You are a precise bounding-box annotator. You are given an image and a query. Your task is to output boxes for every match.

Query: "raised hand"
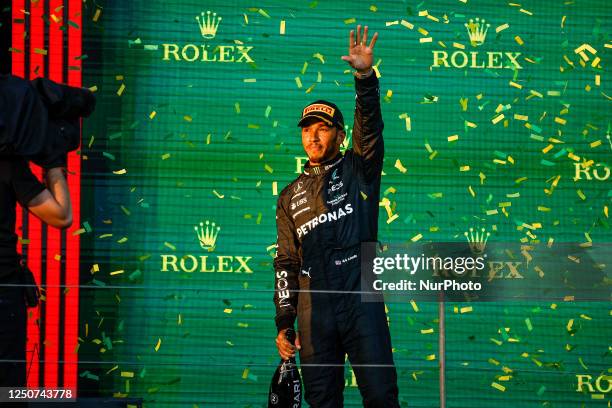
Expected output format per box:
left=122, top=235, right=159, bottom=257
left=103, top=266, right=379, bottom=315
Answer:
left=341, top=25, right=378, bottom=73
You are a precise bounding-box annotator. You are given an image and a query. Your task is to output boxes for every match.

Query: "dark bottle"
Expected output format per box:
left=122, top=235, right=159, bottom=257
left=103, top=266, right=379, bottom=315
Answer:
left=268, top=328, right=302, bottom=408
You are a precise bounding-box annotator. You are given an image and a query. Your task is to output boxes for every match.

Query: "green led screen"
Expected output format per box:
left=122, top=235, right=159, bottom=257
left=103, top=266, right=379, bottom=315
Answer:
left=78, top=1, right=611, bottom=406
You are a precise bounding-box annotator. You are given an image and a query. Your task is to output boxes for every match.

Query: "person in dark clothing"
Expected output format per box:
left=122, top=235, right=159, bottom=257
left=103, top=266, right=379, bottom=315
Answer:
left=0, top=160, right=72, bottom=389
left=273, top=26, right=400, bottom=407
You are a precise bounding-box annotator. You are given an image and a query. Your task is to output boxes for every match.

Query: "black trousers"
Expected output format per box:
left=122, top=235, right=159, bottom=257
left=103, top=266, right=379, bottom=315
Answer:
left=297, top=248, right=400, bottom=408
left=0, top=287, right=27, bottom=388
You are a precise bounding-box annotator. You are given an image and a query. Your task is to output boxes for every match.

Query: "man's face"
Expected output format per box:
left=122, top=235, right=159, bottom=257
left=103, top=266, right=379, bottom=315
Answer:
left=301, top=120, right=345, bottom=165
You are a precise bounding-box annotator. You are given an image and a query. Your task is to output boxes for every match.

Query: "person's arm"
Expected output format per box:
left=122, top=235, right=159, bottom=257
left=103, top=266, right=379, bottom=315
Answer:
left=273, top=193, right=300, bottom=332
left=273, top=192, right=303, bottom=359
left=341, top=25, right=384, bottom=183
left=27, top=167, right=72, bottom=228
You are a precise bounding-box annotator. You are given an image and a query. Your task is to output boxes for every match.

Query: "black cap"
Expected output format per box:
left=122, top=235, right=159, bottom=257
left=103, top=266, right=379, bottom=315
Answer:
left=297, top=100, right=344, bottom=129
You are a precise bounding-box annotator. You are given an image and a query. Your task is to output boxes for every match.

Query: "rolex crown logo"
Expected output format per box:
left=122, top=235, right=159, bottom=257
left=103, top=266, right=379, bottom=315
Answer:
left=196, top=11, right=222, bottom=39
left=194, top=220, right=221, bottom=251
left=464, top=18, right=490, bottom=47
left=464, top=227, right=490, bottom=254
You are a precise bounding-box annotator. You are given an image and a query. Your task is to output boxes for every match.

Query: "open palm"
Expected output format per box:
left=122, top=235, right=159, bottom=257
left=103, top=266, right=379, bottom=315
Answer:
left=341, top=25, right=378, bottom=73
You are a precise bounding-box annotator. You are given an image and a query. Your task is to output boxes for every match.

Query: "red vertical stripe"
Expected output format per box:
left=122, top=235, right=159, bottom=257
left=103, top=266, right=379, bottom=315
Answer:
left=27, top=0, right=45, bottom=388
left=64, top=0, right=82, bottom=392
left=12, top=2, right=24, bottom=248
left=12, top=0, right=39, bottom=387
left=44, top=0, right=64, bottom=388
left=11, top=0, right=25, bottom=75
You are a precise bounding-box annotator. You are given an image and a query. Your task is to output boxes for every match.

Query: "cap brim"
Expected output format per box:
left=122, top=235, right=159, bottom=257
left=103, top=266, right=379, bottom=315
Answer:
left=297, top=114, right=333, bottom=127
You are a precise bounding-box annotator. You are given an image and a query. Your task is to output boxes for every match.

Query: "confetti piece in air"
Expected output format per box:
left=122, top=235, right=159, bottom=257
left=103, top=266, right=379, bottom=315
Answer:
left=344, top=18, right=356, bottom=24
left=492, top=114, right=505, bottom=124
left=93, top=8, right=102, bottom=22
left=154, top=338, right=161, bottom=352
left=213, top=190, right=225, bottom=199
left=401, top=20, right=414, bottom=29
left=491, top=382, right=506, bottom=392
left=295, top=77, right=303, bottom=88
left=496, top=23, right=509, bottom=33
left=279, top=20, right=285, bottom=35
left=411, top=233, right=423, bottom=242
left=116, top=83, right=125, bottom=96
left=448, top=134, right=458, bottom=142
left=421, top=328, right=434, bottom=334
left=112, top=169, right=127, bottom=175
left=394, top=159, right=407, bottom=173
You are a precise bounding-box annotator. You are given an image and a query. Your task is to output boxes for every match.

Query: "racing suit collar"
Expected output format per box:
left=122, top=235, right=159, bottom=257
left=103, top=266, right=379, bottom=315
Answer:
left=303, top=153, right=343, bottom=176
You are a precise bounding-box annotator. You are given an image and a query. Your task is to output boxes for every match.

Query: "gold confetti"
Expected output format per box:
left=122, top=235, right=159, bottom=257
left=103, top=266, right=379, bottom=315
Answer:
left=421, top=328, right=434, bottom=334
left=401, top=20, right=414, bottom=29
left=447, top=134, right=459, bottom=142
left=279, top=20, right=285, bottom=35
left=496, top=23, right=509, bottom=33
left=295, top=77, right=303, bottom=88
left=514, top=35, right=524, bottom=45
left=410, top=299, right=419, bottom=312
left=387, top=214, right=399, bottom=224
left=394, top=159, right=407, bottom=173
left=93, top=8, right=102, bottom=22
left=411, top=233, right=423, bottom=242
left=116, top=83, right=125, bottom=96
left=154, top=338, right=162, bottom=352
left=491, top=382, right=506, bottom=392
left=492, top=114, right=505, bottom=124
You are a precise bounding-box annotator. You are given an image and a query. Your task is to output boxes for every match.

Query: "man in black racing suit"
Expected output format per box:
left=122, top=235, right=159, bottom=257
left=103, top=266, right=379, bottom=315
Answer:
left=273, top=26, right=400, bottom=407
